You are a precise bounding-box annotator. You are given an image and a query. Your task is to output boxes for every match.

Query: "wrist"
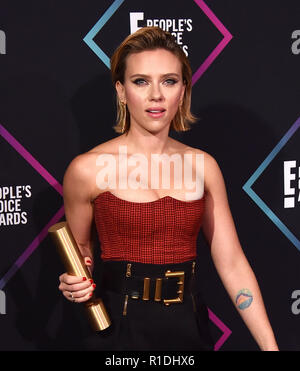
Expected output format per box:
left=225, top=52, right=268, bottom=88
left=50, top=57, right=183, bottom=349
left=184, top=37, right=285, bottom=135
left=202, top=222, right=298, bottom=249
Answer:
left=261, top=342, right=279, bottom=351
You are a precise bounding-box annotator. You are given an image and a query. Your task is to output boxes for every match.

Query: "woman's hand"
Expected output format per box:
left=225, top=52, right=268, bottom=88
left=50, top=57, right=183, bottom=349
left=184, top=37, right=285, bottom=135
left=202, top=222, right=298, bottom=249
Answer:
left=58, top=257, right=96, bottom=303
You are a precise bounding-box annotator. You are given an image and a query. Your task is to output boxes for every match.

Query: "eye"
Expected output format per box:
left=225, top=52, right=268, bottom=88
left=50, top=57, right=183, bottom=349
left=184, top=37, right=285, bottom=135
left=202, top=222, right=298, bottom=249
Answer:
left=132, top=78, right=147, bottom=86
left=164, top=79, right=178, bottom=85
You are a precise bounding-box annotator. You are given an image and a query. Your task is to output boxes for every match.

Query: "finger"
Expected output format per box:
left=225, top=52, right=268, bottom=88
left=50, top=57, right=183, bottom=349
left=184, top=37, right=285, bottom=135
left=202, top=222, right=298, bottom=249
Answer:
left=84, top=256, right=93, bottom=266
left=60, top=274, right=89, bottom=285
left=83, top=257, right=94, bottom=276
left=63, top=290, right=77, bottom=302
left=59, top=279, right=94, bottom=293
left=71, top=284, right=96, bottom=301
left=73, top=289, right=95, bottom=303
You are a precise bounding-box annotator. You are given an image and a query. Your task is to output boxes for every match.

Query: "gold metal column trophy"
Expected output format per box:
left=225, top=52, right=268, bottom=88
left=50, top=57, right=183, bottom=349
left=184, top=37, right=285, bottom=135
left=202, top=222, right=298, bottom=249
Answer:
left=48, top=221, right=111, bottom=331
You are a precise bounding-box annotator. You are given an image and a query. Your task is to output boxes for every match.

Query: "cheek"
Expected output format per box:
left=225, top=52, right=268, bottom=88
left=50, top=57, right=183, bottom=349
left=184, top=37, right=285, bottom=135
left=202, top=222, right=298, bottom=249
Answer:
left=167, top=90, right=183, bottom=108
left=125, top=88, right=144, bottom=108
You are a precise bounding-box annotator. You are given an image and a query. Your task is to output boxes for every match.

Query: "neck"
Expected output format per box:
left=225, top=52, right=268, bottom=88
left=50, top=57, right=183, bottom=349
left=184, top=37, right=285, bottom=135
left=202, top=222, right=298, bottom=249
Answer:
left=120, top=125, right=171, bottom=156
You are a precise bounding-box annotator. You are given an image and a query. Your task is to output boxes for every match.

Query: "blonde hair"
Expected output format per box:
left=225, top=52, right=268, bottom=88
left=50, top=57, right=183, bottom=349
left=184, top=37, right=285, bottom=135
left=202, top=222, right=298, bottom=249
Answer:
left=110, top=27, right=197, bottom=134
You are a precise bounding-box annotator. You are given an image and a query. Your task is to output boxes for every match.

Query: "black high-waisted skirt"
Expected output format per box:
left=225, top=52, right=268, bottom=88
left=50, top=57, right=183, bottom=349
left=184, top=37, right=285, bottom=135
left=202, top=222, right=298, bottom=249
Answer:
left=83, top=260, right=214, bottom=351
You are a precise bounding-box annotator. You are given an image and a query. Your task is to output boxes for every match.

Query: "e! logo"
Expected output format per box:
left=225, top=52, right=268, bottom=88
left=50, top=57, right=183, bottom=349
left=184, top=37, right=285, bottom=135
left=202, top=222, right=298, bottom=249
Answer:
left=0, top=290, right=6, bottom=314
left=130, top=12, right=144, bottom=34
left=284, top=160, right=300, bottom=208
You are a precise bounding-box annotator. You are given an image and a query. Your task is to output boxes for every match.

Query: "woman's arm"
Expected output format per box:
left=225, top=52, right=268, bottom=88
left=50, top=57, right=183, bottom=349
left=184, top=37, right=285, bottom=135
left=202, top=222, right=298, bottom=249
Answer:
left=58, top=154, right=97, bottom=303
left=201, top=152, right=278, bottom=351
left=63, top=153, right=96, bottom=272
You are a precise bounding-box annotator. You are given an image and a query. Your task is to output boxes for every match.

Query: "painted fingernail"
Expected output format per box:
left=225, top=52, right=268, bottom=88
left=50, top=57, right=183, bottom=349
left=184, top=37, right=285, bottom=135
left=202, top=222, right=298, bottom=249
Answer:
left=92, top=284, right=96, bottom=289
left=89, top=279, right=93, bottom=284
left=89, top=293, right=93, bottom=297
left=82, top=277, right=87, bottom=281
left=86, top=259, right=92, bottom=264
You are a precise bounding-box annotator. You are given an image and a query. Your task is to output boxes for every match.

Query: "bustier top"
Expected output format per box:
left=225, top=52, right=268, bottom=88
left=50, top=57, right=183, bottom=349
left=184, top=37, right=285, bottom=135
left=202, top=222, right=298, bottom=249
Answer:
left=93, top=191, right=206, bottom=264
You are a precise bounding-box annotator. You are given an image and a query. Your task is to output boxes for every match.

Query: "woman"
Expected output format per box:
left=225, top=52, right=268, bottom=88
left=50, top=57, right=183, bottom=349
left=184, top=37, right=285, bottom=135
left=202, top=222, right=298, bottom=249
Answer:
left=58, top=27, right=278, bottom=351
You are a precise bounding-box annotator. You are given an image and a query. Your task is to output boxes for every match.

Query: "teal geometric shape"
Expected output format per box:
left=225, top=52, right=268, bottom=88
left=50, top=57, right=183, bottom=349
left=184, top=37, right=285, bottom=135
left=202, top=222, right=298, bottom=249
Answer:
left=83, top=0, right=125, bottom=68
left=243, top=116, right=300, bottom=251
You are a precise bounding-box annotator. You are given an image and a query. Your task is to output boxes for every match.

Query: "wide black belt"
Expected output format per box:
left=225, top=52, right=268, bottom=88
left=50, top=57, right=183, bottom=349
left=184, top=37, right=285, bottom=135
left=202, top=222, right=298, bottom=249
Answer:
left=100, top=260, right=196, bottom=306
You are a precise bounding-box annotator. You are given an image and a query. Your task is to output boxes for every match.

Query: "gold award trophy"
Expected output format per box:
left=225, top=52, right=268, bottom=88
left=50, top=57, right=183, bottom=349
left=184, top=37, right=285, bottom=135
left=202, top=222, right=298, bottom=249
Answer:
left=48, top=221, right=111, bottom=331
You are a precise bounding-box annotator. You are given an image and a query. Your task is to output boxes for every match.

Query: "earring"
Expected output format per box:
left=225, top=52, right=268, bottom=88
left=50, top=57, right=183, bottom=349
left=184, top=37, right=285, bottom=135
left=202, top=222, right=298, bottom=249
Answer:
left=179, top=103, right=185, bottom=131
left=120, top=101, right=127, bottom=133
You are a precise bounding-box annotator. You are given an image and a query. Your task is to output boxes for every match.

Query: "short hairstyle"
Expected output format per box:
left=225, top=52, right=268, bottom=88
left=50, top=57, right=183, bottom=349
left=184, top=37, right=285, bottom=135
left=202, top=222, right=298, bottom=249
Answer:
left=110, top=26, right=197, bottom=134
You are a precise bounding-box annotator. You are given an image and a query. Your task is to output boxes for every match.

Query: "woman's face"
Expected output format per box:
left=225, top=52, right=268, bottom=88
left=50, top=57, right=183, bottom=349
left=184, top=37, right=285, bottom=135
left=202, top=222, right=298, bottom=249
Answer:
left=116, top=48, right=185, bottom=134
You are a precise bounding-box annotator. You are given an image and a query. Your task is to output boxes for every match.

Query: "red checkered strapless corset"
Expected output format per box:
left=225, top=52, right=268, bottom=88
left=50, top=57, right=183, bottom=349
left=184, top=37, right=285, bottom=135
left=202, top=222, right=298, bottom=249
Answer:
left=93, top=191, right=206, bottom=264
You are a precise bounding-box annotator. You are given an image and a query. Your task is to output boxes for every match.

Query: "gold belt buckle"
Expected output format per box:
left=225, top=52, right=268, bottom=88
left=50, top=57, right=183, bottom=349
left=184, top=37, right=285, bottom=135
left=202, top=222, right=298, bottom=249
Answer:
left=154, top=270, right=185, bottom=305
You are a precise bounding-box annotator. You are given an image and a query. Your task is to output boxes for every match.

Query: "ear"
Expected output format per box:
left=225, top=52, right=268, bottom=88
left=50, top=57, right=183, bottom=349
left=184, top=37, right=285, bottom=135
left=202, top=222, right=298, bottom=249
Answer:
left=115, top=81, right=126, bottom=104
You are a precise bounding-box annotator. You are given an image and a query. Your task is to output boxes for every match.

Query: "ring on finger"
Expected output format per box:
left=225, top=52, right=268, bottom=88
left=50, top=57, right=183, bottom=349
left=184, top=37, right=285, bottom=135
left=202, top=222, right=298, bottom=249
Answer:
left=70, top=291, right=76, bottom=303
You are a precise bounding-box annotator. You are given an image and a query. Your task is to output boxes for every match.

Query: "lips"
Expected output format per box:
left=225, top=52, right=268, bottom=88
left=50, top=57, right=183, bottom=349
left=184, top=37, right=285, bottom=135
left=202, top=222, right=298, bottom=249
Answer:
left=146, top=107, right=166, bottom=113
left=145, top=108, right=166, bottom=119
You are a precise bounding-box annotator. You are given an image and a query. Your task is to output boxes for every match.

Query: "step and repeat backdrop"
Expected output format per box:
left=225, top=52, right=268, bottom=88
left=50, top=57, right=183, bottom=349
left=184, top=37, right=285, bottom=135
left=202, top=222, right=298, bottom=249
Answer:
left=0, top=0, right=299, bottom=351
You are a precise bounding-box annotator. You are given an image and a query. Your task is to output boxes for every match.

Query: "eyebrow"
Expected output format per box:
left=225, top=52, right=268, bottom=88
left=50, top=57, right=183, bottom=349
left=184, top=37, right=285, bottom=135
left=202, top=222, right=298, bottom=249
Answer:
left=129, top=73, right=180, bottom=79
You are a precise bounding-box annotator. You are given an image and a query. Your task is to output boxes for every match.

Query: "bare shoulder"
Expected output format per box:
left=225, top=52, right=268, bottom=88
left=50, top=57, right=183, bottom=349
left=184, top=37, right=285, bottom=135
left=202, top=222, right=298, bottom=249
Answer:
left=87, top=135, right=123, bottom=156
left=64, top=152, right=97, bottom=182
left=168, top=139, right=206, bottom=157
left=63, top=137, right=122, bottom=199
left=173, top=141, right=217, bottom=169
left=62, top=152, right=98, bottom=202
left=187, top=146, right=219, bottom=170
left=177, top=143, right=223, bottom=193
left=65, top=136, right=121, bottom=178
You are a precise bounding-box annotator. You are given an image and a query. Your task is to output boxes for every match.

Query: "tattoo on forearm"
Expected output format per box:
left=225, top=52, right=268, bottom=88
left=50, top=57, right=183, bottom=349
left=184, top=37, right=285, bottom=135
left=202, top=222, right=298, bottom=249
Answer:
left=235, top=289, right=253, bottom=310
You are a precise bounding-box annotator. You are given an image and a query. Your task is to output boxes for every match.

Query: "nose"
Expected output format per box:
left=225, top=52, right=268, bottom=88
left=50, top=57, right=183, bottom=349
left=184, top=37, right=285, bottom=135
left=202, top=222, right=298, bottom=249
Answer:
left=149, top=82, right=164, bottom=101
